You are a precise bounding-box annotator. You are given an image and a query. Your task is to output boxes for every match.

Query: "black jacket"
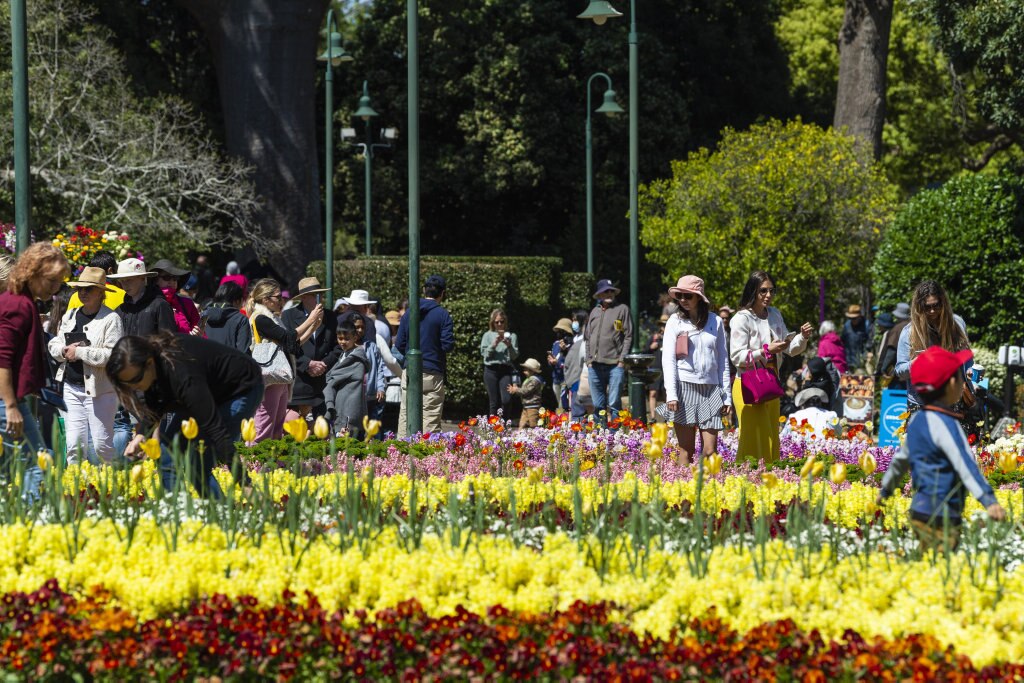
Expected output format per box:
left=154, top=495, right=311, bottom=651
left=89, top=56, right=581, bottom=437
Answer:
left=204, top=304, right=252, bottom=354
left=141, top=335, right=262, bottom=464
left=282, top=304, right=340, bottom=406
left=118, top=284, right=176, bottom=337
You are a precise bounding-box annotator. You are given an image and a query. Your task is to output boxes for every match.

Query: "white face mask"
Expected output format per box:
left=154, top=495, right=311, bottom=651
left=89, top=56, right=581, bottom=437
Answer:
left=571, top=321, right=580, bottom=333
left=600, top=297, right=614, bottom=306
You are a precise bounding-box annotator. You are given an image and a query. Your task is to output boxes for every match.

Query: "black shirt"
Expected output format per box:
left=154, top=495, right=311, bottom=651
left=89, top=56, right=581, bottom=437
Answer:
left=62, top=309, right=97, bottom=387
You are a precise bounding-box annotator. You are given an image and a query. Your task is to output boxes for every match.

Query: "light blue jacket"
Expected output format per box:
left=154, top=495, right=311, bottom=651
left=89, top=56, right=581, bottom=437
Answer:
left=894, top=315, right=971, bottom=406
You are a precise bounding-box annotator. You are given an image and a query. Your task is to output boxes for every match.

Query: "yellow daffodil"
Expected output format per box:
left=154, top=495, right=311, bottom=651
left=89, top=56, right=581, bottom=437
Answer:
left=282, top=418, right=309, bottom=443
left=799, top=455, right=817, bottom=479
left=139, top=438, right=161, bottom=460
left=829, top=463, right=847, bottom=485
left=240, top=418, right=257, bottom=444
left=704, top=453, right=722, bottom=476
left=181, top=418, right=199, bottom=441
left=363, top=416, right=381, bottom=441
left=313, top=416, right=330, bottom=440
left=37, top=450, right=53, bottom=471
left=859, top=452, right=877, bottom=476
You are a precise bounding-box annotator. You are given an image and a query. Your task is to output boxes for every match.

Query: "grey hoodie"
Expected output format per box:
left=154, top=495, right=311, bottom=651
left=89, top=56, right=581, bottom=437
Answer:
left=323, top=346, right=370, bottom=430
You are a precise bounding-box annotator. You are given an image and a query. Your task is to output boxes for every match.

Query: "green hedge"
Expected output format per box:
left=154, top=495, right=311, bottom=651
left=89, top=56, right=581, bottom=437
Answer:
left=308, top=257, right=594, bottom=415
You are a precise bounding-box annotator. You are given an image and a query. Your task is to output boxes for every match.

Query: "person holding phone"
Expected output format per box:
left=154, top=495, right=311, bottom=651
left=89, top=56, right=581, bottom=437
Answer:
left=480, top=308, right=519, bottom=417
left=282, top=277, right=338, bottom=422
left=730, top=270, right=813, bottom=464
left=661, top=275, right=731, bottom=465
left=47, top=267, right=124, bottom=464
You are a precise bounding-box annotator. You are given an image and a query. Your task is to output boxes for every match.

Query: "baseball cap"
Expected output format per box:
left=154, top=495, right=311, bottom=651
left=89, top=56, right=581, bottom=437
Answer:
left=910, top=346, right=973, bottom=394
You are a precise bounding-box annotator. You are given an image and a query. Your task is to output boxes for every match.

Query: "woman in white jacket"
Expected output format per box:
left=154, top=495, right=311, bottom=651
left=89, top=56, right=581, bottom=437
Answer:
left=729, top=270, right=813, bottom=464
left=661, top=275, right=731, bottom=464
left=47, top=267, right=123, bottom=464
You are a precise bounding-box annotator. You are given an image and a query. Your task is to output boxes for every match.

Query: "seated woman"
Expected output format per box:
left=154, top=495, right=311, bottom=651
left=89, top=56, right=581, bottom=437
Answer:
left=109, top=332, right=263, bottom=497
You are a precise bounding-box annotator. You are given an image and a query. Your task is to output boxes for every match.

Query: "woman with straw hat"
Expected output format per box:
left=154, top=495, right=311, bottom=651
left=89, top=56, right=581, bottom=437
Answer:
left=47, top=266, right=124, bottom=464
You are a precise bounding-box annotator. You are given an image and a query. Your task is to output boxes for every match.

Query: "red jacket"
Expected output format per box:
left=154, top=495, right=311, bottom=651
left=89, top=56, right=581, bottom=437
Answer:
left=818, top=331, right=848, bottom=374
left=0, top=292, right=47, bottom=400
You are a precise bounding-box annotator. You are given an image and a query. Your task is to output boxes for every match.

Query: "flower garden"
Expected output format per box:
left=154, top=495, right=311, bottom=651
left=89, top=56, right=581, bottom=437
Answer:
left=4, top=413, right=1024, bottom=680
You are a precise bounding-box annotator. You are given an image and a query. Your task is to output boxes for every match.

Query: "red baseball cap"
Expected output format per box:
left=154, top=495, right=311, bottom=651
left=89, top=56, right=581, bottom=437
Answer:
left=910, top=346, right=973, bottom=393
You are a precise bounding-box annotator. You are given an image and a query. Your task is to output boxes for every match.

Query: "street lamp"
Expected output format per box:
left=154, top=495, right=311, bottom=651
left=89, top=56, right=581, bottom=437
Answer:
left=11, top=0, right=31, bottom=253
left=318, top=12, right=354, bottom=308
left=342, top=81, right=398, bottom=257
left=406, top=0, right=423, bottom=435
left=579, top=0, right=648, bottom=419
left=585, top=72, right=623, bottom=275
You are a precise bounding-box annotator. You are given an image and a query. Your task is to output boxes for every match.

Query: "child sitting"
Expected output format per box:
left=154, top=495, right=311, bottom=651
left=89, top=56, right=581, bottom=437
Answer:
left=878, top=346, right=1005, bottom=553
left=323, top=320, right=370, bottom=439
left=508, top=358, right=544, bottom=428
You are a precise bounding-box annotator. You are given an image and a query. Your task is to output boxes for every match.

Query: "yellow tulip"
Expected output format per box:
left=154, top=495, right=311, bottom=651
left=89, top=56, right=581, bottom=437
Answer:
left=642, top=441, right=662, bottom=462
left=528, top=466, right=544, bottom=484
left=704, top=453, right=722, bottom=476
left=650, top=423, right=669, bottom=448
left=130, top=464, right=145, bottom=485
left=240, top=418, right=257, bottom=444
left=140, top=438, right=161, bottom=460
left=799, top=455, right=817, bottom=479
left=858, top=452, right=877, bottom=476
left=283, top=418, right=309, bottom=444
left=829, top=463, right=847, bottom=485
left=761, top=472, right=779, bottom=488
left=313, top=416, right=330, bottom=440
left=997, top=451, right=1017, bottom=474
left=811, top=461, right=824, bottom=478
left=37, top=450, right=53, bottom=471
left=363, top=416, right=381, bottom=441
left=181, top=417, right=199, bottom=441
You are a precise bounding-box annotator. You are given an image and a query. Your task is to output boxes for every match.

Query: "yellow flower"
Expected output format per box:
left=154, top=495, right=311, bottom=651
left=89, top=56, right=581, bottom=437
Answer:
left=642, top=441, right=662, bottom=462
left=313, top=416, right=330, bottom=440
left=140, top=438, right=161, bottom=460
left=858, top=452, right=877, bottom=476
left=799, top=455, right=817, bottom=479
left=704, top=453, right=722, bottom=476
left=282, top=418, right=309, bottom=443
left=240, top=418, right=257, bottom=444
left=811, top=461, right=824, bottom=478
left=130, top=464, right=145, bottom=485
left=363, top=416, right=381, bottom=441
left=829, top=463, right=847, bottom=485
left=579, top=459, right=596, bottom=472
left=181, top=418, right=199, bottom=441
left=997, top=450, right=1017, bottom=473
left=650, top=423, right=669, bottom=449
left=761, top=472, right=779, bottom=488
left=37, top=450, right=53, bottom=471
left=527, top=466, right=544, bottom=484
left=778, top=416, right=787, bottom=423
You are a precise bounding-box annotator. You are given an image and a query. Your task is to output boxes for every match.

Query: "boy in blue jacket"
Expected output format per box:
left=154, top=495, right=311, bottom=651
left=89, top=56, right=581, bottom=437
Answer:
left=878, top=346, right=1005, bottom=552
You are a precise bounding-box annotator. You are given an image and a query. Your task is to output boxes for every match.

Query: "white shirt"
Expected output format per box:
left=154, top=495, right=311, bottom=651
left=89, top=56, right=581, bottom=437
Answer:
left=729, top=307, right=808, bottom=373
left=662, top=313, right=731, bottom=403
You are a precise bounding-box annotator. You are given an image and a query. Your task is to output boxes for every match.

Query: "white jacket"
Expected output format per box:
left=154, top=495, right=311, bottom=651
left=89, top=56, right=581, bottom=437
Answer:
left=47, top=305, right=123, bottom=397
left=662, top=312, right=731, bottom=403
left=729, top=307, right=808, bottom=373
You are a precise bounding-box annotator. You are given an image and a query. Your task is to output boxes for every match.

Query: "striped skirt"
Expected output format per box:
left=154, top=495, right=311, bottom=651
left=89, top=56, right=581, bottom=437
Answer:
left=663, top=382, right=727, bottom=430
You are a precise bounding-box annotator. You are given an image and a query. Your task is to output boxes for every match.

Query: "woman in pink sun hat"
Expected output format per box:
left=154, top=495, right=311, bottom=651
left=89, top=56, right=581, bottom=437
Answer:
left=660, top=274, right=732, bottom=465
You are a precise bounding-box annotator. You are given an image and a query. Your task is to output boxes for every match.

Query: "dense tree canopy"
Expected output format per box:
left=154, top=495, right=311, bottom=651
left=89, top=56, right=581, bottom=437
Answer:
left=639, top=119, right=897, bottom=325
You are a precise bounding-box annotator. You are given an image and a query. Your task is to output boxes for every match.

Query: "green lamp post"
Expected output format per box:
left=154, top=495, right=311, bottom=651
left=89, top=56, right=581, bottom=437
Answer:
left=318, top=12, right=353, bottom=308
left=406, top=0, right=423, bottom=435
left=585, top=72, right=623, bottom=275
left=343, top=82, right=398, bottom=257
left=579, top=0, right=651, bottom=420
left=11, top=0, right=31, bottom=253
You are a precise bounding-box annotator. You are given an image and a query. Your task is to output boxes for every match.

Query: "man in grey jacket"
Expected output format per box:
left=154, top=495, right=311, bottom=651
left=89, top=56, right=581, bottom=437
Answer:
left=584, top=279, right=633, bottom=424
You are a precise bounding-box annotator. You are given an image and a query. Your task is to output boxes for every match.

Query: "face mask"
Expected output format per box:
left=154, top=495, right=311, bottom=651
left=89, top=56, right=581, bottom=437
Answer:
left=600, top=297, right=614, bottom=306
left=571, top=321, right=580, bottom=333
left=160, top=285, right=177, bottom=298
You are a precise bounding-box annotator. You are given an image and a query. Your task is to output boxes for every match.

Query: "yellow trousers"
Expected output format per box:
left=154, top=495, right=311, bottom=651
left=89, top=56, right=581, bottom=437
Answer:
left=732, top=377, right=780, bottom=464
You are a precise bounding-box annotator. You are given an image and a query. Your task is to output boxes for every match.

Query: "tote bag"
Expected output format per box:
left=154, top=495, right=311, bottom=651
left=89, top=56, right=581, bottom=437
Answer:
left=251, top=317, right=293, bottom=385
left=740, top=350, right=784, bottom=405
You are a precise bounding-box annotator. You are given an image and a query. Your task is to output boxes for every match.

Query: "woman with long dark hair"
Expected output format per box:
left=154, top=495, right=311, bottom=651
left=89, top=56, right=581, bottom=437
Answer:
left=661, top=275, right=731, bottom=464
left=729, top=271, right=813, bottom=463
left=108, top=332, right=263, bottom=496
left=894, top=280, right=970, bottom=413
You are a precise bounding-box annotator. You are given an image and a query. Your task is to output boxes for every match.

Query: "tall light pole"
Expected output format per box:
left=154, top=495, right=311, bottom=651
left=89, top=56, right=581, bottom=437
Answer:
left=585, top=72, right=623, bottom=275
left=406, top=0, right=423, bottom=435
left=11, top=0, right=31, bottom=253
left=579, top=0, right=647, bottom=419
left=344, top=82, right=398, bottom=257
left=318, top=12, right=353, bottom=308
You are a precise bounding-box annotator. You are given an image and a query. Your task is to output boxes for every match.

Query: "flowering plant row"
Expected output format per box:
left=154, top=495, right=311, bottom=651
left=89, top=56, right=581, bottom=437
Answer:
left=51, top=224, right=140, bottom=269
left=4, top=581, right=1021, bottom=682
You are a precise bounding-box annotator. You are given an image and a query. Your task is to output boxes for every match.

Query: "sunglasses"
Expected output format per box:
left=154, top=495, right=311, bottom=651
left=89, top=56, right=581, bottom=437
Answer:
left=759, top=287, right=776, bottom=295
left=119, top=366, right=146, bottom=386
left=922, top=303, right=942, bottom=312
left=678, top=293, right=695, bottom=301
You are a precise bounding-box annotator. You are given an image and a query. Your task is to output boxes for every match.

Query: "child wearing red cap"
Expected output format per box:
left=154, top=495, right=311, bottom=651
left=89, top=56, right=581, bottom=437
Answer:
left=878, top=345, right=1005, bottom=552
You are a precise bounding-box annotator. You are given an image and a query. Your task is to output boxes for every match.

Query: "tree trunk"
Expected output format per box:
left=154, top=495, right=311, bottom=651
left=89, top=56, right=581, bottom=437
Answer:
left=834, top=0, right=893, bottom=159
left=176, top=0, right=328, bottom=286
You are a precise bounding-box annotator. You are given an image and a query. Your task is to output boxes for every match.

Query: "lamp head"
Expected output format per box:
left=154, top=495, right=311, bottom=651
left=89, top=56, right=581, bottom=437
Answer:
left=596, top=88, right=624, bottom=115
left=318, top=32, right=353, bottom=66
left=353, top=81, right=379, bottom=121
left=577, top=0, right=622, bottom=24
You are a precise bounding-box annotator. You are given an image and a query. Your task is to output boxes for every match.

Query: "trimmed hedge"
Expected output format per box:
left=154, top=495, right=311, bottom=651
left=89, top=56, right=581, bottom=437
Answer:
left=308, top=257, right=594, bottom=415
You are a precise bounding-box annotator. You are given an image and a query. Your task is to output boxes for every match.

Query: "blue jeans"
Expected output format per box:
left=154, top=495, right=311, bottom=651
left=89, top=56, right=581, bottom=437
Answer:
left=367, top=399, right=385, bottom=440
left=588, top=363, right=625, bottom=425
left=0, top=398, right=46, bottom=503
left=158, top=384, right=265, bottom=497
left=113, top=406, right=133, bottom=458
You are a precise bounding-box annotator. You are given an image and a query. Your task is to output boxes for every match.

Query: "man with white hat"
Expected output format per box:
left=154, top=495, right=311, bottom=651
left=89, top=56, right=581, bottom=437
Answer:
left=282, top=277, right=339, bottom=420
left=343, top=288, right=391, bottom=346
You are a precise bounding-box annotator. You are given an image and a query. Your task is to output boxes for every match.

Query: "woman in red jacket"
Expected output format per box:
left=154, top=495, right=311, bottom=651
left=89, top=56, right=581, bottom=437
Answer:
left=817, top=320, right=847, bottom=374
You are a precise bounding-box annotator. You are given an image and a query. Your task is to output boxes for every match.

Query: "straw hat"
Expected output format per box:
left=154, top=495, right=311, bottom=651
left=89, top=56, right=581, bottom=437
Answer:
left=845, top=304, right=863, bottom=318
left=552, top=318, right=574, bottom=335
left=67, top=266, right=115, bottom=291
left=295, top=277, right=328, bottom=296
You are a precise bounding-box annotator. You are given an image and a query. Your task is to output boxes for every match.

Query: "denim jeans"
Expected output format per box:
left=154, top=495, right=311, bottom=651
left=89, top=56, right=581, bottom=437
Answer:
left=159, top=383, right=265, bottom=497
left=367, top=399, right=385, bottom=440
left=0, top=398, right=47, bottom=503
left=588, top=363, right=625, bottom=425
left=113, top=406, right=133, bottom=458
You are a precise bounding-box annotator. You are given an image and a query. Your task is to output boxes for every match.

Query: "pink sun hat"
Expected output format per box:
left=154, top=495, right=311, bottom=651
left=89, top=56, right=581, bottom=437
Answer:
left=668, top=274, right=709, bottom=303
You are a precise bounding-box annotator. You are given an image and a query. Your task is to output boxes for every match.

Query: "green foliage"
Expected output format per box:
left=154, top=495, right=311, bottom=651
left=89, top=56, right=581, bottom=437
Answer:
left=872, top=173, right=1024, bottom=349
left=639, top=119, right=897, bottom=325
left=236, top=435, right=442, bottom=464
left=308, top=256, right=589, bottom=413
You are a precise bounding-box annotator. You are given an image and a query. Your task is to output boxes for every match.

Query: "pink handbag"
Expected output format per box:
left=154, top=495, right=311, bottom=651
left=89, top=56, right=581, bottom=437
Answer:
left=740, top=350, right=784, bottom=405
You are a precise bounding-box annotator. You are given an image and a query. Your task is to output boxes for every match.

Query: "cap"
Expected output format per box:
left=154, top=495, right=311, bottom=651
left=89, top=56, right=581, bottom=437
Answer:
left=911, top=346, right=973, bottom=394
left=425, top=274, right=447, bottom=290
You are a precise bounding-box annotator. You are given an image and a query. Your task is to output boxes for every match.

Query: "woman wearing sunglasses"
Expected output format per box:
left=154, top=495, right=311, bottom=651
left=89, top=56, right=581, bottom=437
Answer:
left=894, top=280, right=971, bottom=415
left=661, top=275, right=731, bottom=465
left=730, top=270, right=813, bottom=463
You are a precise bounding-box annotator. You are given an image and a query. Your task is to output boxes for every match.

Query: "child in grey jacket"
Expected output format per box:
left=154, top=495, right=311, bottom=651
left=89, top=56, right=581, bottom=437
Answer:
left=323, top=320, right=370, bottom=439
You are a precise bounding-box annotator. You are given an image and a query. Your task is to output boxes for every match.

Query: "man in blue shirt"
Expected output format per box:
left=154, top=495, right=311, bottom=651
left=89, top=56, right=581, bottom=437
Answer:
left=395, top=274, right=455, bottom=437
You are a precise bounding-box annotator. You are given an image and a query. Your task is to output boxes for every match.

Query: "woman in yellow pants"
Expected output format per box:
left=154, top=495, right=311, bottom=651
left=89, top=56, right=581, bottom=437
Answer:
left=729, top=271, right=813, bottom=464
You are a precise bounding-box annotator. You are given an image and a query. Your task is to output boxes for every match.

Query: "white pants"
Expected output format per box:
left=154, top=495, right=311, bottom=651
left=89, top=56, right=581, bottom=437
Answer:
left=62, top=384, right=118, bottom=465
